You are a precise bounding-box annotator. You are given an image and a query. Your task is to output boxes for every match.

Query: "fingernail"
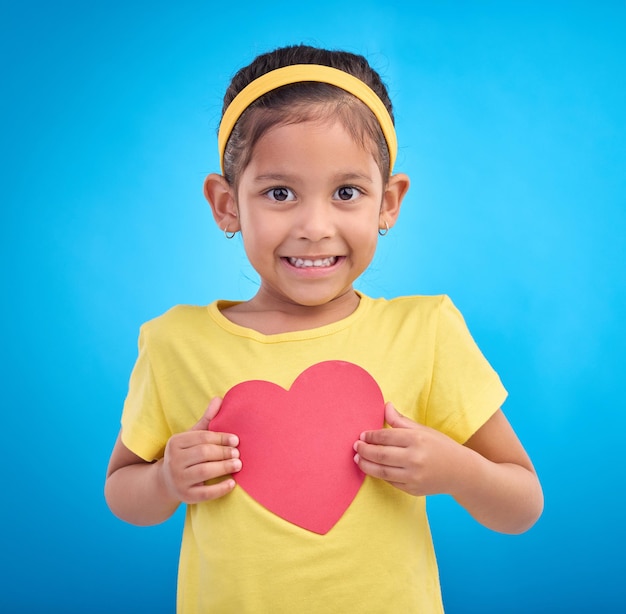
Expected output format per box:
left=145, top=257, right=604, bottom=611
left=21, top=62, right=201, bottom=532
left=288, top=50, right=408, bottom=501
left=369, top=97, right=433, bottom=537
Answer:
left=353, top=454, right=360, bottom=464
left=232, top=459, right=242, bottom=472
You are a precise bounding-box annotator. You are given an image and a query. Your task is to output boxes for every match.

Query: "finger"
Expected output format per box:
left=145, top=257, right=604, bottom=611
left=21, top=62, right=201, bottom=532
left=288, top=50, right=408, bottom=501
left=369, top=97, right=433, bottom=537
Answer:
left=384, top=402, right=418, bottom=429
left=354, top=452, right=407, bottom=484
left=182, top=442, right=240, bottom=468
left=184, top=478, right=237, bottom=504
left=172, top=429, right=239, bottom=450
left=191, top=397, right=223, bottom=432
left=358, top=404, right=420, bottom=445
left=185, top=457, right=243, bottom=487
left=358, top=426, right=415, bottom=447
left=353, top=440, right=406, bottom=467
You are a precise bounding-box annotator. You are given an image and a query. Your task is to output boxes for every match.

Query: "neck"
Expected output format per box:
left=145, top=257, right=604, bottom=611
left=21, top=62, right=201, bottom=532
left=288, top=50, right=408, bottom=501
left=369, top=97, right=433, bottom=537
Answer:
left=221, top=289, right=361, bottom=335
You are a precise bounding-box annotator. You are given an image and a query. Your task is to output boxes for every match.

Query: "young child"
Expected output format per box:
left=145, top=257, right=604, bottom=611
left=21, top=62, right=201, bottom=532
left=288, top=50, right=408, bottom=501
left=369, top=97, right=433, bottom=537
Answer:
left=105, top=44, right=543, bottom=613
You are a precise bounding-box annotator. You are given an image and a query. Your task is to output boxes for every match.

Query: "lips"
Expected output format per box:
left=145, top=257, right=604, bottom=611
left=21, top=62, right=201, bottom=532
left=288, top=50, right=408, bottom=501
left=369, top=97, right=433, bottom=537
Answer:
left=287, top=256, right=338, bottom=268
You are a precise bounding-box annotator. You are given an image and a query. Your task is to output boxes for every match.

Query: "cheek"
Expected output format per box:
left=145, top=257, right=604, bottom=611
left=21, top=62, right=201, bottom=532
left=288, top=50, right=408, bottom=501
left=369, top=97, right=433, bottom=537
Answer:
left=352, top=214, right=382, bottom=241
left=349, top=224, right=380, bottom=263
left=238, top=213, right=282, bottom=260
left=241, top=214, right=277, bottom=240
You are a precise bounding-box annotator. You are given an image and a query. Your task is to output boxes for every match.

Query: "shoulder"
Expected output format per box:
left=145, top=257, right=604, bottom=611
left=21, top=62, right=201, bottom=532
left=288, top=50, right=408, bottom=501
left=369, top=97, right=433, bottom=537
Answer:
left=138, top=303, right=215, bottom=345
left=363, top=293, right=455, bottom=321
left=359, top=294, right=476, bottom=344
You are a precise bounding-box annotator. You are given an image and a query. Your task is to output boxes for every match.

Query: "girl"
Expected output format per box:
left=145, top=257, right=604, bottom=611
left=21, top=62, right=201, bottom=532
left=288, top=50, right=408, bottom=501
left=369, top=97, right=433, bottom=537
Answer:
left=105, top=44, right=543, bottom=613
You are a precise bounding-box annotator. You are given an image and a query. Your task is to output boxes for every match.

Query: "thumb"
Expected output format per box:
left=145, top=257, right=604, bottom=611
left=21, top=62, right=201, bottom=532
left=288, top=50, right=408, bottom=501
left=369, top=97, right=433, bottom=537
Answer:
left=384, top=402, right=418, bottom=429
left=191, top=397, right=223, bottom=432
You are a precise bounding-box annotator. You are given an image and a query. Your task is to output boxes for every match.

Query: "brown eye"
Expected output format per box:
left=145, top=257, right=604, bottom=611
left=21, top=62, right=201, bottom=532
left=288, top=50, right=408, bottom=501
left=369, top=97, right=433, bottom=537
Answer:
left=335, top=186, right=360, bottom=201
left=267, top=187, right=294, bottom=202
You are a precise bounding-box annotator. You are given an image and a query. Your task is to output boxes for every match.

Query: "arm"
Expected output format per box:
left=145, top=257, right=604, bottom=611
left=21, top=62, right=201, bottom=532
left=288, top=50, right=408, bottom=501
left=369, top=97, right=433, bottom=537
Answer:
left=104, top=397, right=241, bottom=526
left=353, top=403, right=543, bottom=534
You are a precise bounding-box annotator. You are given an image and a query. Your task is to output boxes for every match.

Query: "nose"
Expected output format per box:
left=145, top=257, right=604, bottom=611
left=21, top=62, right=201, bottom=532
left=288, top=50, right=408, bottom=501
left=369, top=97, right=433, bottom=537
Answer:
left=295, top=199, right=335, bottom=242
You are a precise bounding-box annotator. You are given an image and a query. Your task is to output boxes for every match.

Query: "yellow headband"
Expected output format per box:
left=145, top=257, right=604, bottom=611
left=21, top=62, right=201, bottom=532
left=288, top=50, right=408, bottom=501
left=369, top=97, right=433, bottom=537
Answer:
left=218, top=64, right=398, bottom=174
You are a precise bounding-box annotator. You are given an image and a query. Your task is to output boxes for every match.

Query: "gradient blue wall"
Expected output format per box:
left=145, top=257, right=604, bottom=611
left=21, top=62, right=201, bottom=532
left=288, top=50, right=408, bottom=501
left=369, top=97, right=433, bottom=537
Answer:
left=2, top=1, right=625, bottom=612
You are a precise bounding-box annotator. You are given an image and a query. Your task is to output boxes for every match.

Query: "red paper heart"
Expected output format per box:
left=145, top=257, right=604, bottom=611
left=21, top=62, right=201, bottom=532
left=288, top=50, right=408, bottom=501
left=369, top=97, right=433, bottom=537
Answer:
left=210, top=361, right=385, bottom=534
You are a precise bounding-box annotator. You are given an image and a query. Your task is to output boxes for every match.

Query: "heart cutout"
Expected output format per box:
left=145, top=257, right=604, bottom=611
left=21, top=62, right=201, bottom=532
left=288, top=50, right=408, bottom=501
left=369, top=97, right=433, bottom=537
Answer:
left=210, top=361, right=385, bottom=534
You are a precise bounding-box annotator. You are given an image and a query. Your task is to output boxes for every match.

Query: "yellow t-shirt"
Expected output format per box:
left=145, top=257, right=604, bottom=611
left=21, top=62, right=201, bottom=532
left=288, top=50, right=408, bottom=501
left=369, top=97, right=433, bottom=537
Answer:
left=121, top=293, right=507, bottom=613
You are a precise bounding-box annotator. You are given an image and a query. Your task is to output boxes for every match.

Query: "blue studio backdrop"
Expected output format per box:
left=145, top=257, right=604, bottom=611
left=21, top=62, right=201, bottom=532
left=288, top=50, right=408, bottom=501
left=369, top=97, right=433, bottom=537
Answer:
left=1, top=1, right=625, bottom=612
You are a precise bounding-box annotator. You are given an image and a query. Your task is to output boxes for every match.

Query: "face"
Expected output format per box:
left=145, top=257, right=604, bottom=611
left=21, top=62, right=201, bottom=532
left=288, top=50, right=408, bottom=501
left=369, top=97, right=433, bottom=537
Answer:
left=233, top=119, right=391, bottom=312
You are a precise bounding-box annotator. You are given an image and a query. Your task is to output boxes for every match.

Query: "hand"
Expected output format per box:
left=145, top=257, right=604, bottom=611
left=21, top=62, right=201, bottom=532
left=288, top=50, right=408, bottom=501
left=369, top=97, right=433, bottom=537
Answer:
left=353, top=402, right=465, bottom=497
left=160, top=397, right=241, bottom=504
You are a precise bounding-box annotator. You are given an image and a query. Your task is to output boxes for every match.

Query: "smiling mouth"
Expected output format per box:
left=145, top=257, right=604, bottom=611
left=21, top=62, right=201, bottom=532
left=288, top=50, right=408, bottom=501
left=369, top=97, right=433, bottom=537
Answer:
left=287, top=256, right=338, bottom=269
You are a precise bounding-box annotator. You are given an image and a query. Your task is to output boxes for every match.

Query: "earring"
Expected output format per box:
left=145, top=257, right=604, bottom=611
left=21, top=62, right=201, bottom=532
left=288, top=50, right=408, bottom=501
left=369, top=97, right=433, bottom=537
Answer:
left=378, top=220, right=390, bottom=236
left=224, top=226, right=236, bottom=239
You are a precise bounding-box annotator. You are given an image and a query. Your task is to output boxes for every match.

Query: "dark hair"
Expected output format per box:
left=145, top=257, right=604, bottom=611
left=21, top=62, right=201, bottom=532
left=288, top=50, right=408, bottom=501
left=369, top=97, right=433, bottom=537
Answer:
left=220, top=44, right=394, bottom=185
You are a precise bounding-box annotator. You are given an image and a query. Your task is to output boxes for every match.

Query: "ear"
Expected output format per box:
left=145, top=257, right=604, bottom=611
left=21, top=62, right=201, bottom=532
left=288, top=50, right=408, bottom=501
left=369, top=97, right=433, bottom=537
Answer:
left=203, top=173, right=241, bottom=233
left=379, top=172, right=410, bottom=231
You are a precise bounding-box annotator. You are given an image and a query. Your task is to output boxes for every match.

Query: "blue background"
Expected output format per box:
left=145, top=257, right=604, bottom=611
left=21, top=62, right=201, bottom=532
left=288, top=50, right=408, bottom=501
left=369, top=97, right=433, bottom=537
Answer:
left=2, top=1, right=625, bottom=612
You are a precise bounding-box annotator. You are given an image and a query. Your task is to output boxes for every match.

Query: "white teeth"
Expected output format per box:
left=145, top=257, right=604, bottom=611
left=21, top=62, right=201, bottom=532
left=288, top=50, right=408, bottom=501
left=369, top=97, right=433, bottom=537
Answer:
left=288, top=256, right=337, bottom=268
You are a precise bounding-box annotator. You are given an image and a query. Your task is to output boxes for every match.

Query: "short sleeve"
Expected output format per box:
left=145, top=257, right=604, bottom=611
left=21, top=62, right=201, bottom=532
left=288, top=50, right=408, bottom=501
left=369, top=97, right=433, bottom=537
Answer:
left=120, top=326, right=172, bottom=461
left=425, top=296, right=508, bottom=443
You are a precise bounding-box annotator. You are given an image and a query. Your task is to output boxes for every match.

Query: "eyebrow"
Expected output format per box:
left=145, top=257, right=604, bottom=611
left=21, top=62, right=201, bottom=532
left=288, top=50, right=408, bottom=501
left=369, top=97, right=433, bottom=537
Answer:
left=253, top=174, right=291, bottom=183
left=253, top=172, right=375, bottom=184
